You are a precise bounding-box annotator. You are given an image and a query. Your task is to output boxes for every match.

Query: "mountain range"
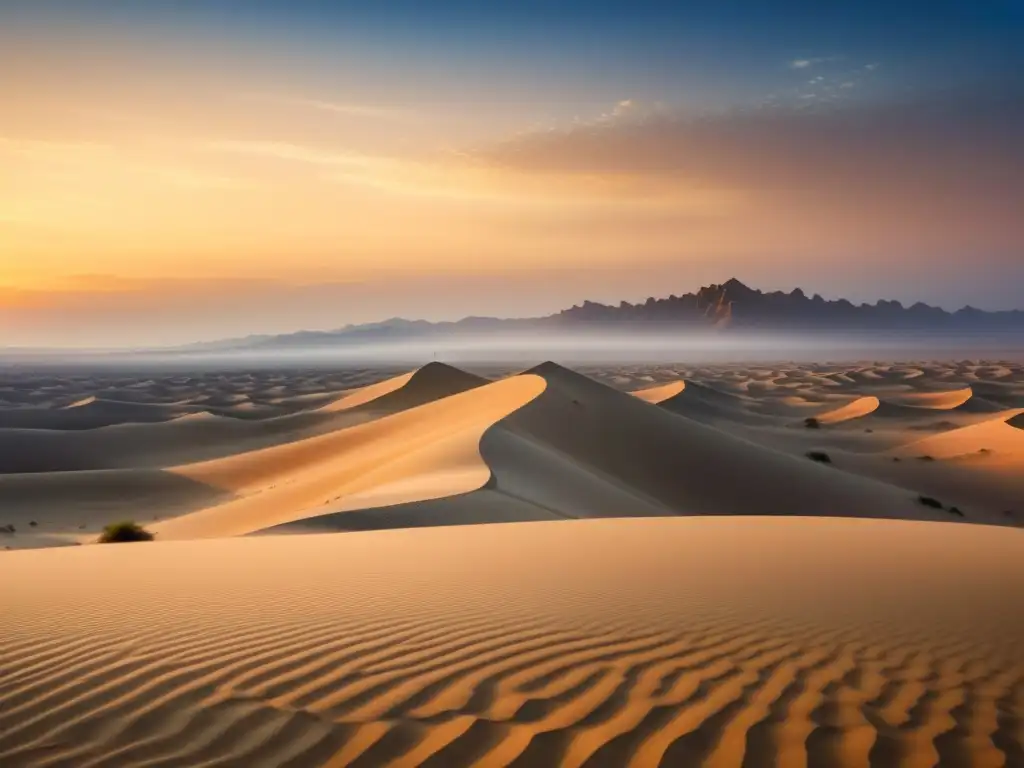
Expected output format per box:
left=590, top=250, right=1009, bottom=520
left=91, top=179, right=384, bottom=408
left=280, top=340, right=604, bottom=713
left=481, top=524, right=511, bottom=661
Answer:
left=193, top=278, right=1024, bottom=351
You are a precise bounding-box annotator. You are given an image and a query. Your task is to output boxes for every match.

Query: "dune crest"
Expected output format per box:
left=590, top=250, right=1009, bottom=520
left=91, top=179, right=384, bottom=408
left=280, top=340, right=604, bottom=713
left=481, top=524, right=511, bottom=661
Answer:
left=814, top=395, right=881, bottom=424
left=630, top=380, right=686, bottom=404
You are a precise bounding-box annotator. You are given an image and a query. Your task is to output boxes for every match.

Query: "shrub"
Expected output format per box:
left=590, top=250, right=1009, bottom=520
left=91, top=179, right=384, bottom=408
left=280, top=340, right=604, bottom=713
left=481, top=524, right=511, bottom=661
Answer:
left=917, top=455, right=935, bottom=462
left=804, top=417, right=821, bottom=429
left=806, top=451, right=832, bottom=464
left=917, top=495, right=943, bottom=509
left=98, top=521, right=155, bottom=544
left=948, top=506, right=964, bottom=517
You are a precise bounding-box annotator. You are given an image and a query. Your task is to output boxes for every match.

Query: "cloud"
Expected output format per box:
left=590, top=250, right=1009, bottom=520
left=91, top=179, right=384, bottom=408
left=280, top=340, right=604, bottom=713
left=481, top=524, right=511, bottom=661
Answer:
left=790, top=56, right=838, bottom=69
left=206, top=140, right=394, bottom=170
left=474, top=86, right=1024, bottom=255
left=239, top=93, right=413, bottom=121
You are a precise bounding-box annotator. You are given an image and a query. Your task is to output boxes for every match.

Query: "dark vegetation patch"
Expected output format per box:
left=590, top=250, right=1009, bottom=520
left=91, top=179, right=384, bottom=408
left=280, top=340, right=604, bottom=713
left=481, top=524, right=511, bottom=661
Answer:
left=917, top=455, right=936, bottom=462
left=804, top=417, right=821, bottom=429
left=805, top=451, right=832, bottom=464
left=98, top=521, right=155, bottom=544
left=917, top=495, right=943, bottom=509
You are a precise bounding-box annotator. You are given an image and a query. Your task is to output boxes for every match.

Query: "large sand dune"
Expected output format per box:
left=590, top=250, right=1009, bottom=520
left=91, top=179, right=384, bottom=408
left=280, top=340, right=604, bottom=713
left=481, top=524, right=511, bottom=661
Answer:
left=2, top=518, right=1022, bottom=767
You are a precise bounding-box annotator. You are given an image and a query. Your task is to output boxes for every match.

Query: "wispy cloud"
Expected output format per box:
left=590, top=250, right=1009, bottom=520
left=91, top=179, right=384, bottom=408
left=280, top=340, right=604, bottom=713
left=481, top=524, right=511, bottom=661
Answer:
left=790, top=56, right=839, bottom=70
left=206, top=139, right=393, bottom=169
left=239, top=93, right=413, bottom=121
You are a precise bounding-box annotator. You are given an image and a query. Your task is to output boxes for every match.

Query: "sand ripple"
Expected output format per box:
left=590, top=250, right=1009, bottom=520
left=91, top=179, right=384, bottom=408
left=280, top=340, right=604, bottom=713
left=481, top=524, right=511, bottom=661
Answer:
left=2, top=518, right=1022, bottom=767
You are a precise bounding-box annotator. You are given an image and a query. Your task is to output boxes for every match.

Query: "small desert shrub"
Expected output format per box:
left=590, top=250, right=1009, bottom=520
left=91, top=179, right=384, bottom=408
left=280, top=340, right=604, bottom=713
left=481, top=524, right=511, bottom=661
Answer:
left=806, top=451, right=832, bottom=464
left=948, top=506, right=965, bottom=517
left=917, top=495, right=943, bottom=510
left=917, top=455, right=935, bottom=462
left=98, top=521, right=154, bottom=544
left=804, top=417, right=821, bottom=429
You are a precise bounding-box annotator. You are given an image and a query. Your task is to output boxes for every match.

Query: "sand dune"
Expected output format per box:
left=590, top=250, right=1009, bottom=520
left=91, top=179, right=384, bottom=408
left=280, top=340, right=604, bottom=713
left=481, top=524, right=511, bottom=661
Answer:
left=629, top=380, right=685, bottom=404
left=0, top=363, right=485, bottom=474
left=882, top=387, right=975, bottom=409
left=892, top=408, right=1024, bottom=462
left=273, top=362, right=964, bottom=534
left=151, top=374, right=546, bottom=540
left=813, top=395, right=880, bottom=424
left=2, top=518, right=1022, bottom=767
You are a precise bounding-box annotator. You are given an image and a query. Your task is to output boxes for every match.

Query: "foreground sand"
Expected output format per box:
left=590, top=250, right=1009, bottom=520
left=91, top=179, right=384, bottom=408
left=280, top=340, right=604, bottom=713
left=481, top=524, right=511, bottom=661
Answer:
left=2, top=517, right=1023, bottom=767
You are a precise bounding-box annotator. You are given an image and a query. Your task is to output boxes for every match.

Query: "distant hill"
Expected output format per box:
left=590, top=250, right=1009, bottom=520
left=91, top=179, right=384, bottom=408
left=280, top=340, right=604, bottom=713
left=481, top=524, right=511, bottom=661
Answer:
left=191, top=278, right=1024, bottom=351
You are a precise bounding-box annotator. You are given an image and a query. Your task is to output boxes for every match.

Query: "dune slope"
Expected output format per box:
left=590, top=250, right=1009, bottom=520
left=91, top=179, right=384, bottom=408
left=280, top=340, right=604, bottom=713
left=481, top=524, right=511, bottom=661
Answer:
left=2, top=517, right=1022, bottom=768
left=0, top=363, right=486, bottom=474
left=150, top=374, right=546, bottom=540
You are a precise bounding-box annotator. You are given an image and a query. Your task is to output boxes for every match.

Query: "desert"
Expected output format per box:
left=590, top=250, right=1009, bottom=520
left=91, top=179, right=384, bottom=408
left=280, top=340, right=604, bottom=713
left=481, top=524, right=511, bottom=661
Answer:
left=2, top=357, right=1023, bottom=766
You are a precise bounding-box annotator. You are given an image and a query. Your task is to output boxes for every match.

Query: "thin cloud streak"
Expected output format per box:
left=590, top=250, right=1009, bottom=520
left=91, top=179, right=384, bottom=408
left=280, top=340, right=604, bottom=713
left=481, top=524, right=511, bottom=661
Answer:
left=238, top=92, right=415, bottom=121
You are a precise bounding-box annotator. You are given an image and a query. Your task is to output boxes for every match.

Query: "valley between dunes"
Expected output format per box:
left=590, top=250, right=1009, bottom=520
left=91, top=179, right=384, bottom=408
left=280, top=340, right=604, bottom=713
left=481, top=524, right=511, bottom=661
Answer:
left=2, top=359, right=1023, bottom=766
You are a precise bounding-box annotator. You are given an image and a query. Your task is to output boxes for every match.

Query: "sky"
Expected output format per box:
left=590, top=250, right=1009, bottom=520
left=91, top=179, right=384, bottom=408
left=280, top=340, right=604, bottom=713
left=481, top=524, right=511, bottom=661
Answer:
left=1, top=0, right=1022, bottom=347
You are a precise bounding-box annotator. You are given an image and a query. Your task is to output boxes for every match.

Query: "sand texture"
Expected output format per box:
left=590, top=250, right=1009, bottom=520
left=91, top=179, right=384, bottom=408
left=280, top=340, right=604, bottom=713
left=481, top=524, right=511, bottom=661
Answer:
left=2, top=518, right=1023, bottom=767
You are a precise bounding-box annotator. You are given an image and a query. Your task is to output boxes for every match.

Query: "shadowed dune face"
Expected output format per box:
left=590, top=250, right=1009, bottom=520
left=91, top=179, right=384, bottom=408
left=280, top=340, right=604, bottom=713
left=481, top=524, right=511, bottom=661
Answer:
left=1, top=518, right=1022, bottom=767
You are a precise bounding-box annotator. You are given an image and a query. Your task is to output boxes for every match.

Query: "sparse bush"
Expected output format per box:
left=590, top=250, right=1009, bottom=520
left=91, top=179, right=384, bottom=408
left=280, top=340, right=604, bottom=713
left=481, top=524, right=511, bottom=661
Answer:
left=917, top=495, right=943, bottom=509
left=892, top=457, right=901, bottom=462
left=98, top=521, right=154, bottom=544
left=917, top=455, right=936, bottom=462
left=28, top=521, right=37, bottom=527
left=806, top=451, right=832, bottom=464
left=948, top=506, right=964, bottom=517
left=804, top=417, right=821, bottom=429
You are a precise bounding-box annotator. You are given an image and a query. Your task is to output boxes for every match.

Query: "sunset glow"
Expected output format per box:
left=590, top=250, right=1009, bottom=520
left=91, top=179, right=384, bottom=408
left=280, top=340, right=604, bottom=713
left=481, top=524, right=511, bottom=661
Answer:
left=2, top=1, right=1021, bottom=345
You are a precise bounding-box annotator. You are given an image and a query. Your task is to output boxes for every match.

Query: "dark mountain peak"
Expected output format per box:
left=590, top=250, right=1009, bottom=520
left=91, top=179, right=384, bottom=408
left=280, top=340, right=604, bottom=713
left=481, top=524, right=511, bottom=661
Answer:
left=722, top=277, right=750, bottom=291
left=207, top=278, right=1024, bottom=352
